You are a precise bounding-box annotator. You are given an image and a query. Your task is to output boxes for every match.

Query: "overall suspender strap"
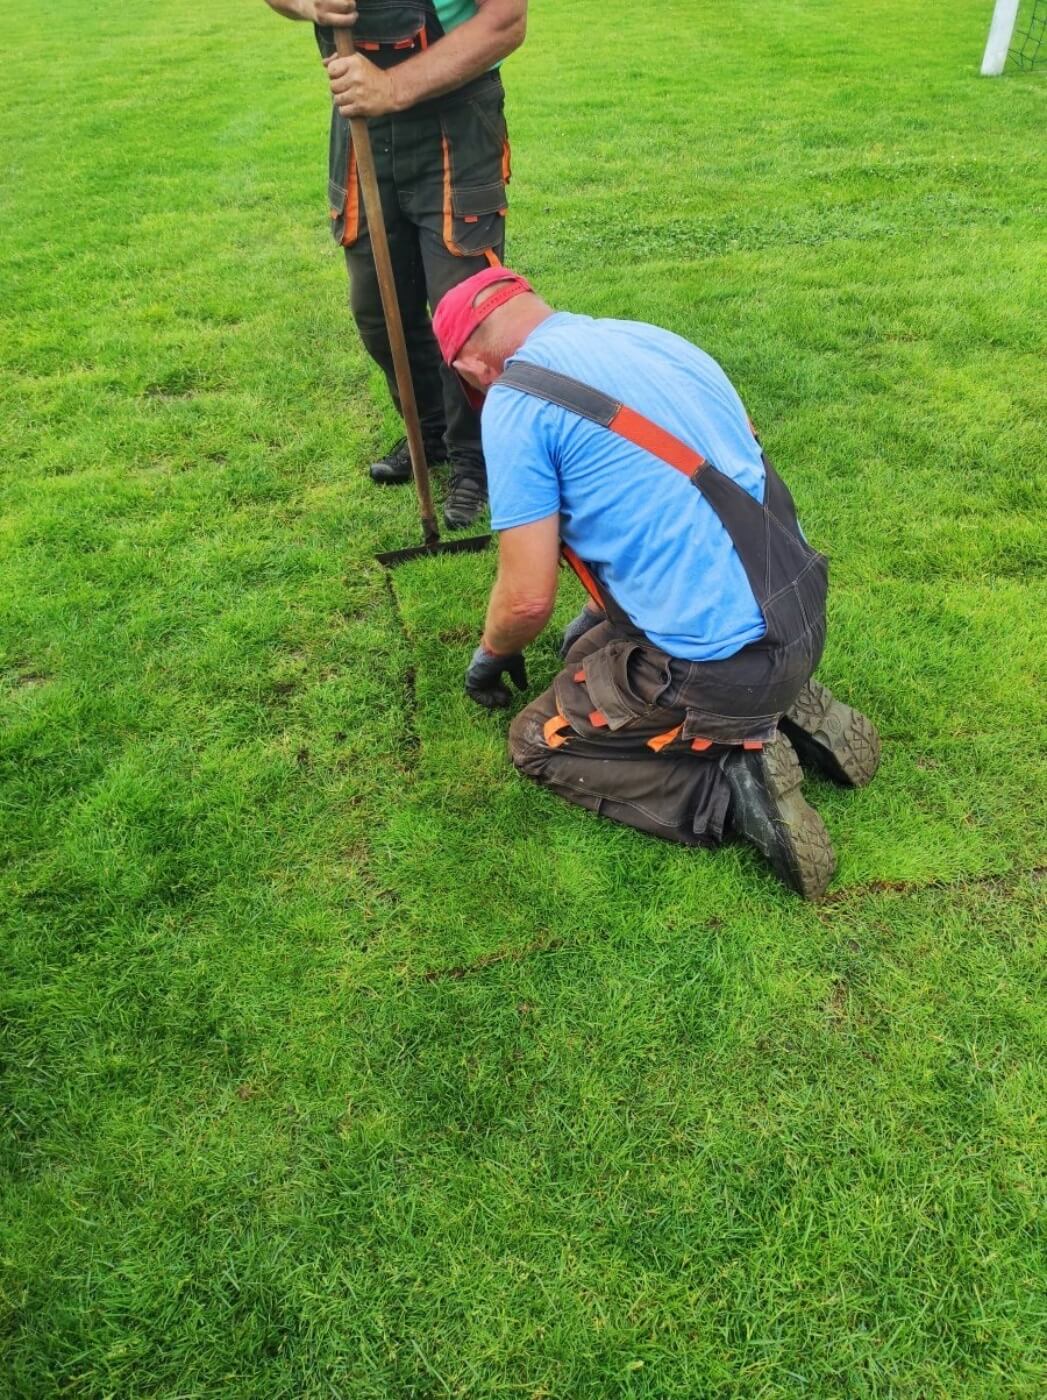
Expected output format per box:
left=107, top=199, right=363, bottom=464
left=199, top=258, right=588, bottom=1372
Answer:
left=495, top=362, right=709, bottom=480
left=560, top=543, right=605, bottom=609
left=495, top=362, right=718, bottom=613
left=494, top=361, right=823, bottom=752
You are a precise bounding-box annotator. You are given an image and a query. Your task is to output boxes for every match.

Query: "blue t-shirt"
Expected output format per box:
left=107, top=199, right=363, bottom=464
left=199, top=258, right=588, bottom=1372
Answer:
left=482, top=313, right=769, bottom=662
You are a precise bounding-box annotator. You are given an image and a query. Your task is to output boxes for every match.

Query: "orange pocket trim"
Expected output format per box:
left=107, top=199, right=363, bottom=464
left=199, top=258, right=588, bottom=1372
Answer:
left=440, top=135, right=465, bottom=256
left=647, top=724, right=683, bottom=754
left=543, top=713, right=571, bottom=750
left=341, top=143, right=359, bottom=247
left=588, top=710, right=608, bottom=729
left=439, top=137, right=499, bottom=260
left=691, top=737, right=713, bottom=752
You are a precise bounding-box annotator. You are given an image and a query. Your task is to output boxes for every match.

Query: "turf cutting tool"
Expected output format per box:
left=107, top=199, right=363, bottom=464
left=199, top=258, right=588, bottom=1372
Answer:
left=333, top=28, right=492, bottom=569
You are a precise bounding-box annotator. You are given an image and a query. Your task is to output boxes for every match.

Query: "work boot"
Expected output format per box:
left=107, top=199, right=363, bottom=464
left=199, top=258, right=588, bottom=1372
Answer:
left=723, top=736, right=837, bottom=899
left=781, top=679, right=881, bottom=788
left=443, top=472, right=487, bottom=530
left=369, top=435, right=446, bottom=485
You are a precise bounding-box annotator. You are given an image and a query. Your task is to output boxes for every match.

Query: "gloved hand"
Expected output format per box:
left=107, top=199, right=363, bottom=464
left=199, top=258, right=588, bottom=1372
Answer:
left=465, top=644, right=528, bottom=709
left=559, top=605, right=605, bottom=659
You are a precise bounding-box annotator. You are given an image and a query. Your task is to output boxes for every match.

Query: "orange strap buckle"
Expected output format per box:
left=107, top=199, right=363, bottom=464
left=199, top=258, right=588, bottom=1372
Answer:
left=588, top=710, right=608, bottom=729
left=691, top=737, right=713, bottom=752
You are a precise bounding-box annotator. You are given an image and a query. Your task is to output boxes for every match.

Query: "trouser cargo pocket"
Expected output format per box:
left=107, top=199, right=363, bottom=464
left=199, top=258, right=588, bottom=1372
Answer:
left=438, top=89, right=510, bottom=257
left=327, top=111, right=362, bottom=248
left=554, top=639, right=676, bottom=737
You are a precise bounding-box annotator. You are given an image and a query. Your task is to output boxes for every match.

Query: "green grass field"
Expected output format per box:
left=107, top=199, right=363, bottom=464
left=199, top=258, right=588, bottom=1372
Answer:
left=2, top=0, right=1045, bottom=1394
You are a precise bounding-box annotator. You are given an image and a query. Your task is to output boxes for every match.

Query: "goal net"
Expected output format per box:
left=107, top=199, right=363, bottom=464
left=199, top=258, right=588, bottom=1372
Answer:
left=982, top=0, right=1047, bottom=73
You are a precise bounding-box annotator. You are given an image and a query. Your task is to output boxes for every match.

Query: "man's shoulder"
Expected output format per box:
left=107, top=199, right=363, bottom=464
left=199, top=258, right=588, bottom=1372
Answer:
left=509, top=315, right=719, bottom=405
left=513, top=312, right=592, bottom=361
left=484, top=375, right=559, bottom=432
left=517, top=314, right=709, bottom=367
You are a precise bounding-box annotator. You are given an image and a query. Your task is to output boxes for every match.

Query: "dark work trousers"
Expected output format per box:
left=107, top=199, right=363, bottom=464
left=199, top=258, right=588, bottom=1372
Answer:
left=510, top=614, right=824, bottom=847
left=325, top=66, right=510, bottom=479
left=500, top=362, right=829, bottom=847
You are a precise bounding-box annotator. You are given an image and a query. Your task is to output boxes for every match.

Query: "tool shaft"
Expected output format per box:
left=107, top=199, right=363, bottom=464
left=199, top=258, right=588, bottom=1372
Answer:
left=333, top=30, right=439, bottom=546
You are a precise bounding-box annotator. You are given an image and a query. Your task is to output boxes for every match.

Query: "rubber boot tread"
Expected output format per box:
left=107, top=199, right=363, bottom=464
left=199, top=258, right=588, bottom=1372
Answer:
left=726, top=738, right=837, bottom=900
left=782, top=679, right=881, bottom=788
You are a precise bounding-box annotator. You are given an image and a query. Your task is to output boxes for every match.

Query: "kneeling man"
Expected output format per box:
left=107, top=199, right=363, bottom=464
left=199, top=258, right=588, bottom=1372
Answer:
left=433, top=268, right=881, bottom=899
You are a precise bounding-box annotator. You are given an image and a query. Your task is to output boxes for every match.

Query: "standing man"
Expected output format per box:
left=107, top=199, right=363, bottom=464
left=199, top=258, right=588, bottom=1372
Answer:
left=433, top=268, right=882, bottom=899
left=263, top=1, right=527, bottom=528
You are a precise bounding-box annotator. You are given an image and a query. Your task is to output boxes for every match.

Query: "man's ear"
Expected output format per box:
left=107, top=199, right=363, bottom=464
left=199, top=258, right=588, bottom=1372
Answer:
left=454, top=351, right=496, bottom=389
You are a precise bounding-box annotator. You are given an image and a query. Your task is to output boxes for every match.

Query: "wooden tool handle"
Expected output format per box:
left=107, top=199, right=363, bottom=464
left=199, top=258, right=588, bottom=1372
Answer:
left=333, top=28, right=439, bottom=546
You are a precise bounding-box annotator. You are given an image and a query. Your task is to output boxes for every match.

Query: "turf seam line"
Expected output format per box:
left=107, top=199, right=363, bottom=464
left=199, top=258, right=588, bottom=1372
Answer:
left=383, top=570, right=421, bottom=758
left=422, top=936, right=563, bottom=982
left=416, top=869, right=1044, bottom=980
left=815, top=864, right=1045, bottom=913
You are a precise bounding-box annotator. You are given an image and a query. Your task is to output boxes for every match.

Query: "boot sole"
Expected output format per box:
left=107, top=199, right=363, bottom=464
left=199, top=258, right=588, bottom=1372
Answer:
left=729, top=738, right=837, bottom=900
left=782, top=679, right=882, bottom=788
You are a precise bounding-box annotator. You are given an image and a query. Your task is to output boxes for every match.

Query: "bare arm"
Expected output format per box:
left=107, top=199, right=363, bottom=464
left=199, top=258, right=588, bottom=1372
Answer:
left=263, top=1, right=357, bottom=25
left=324, top=0, right=527, bottom=118
left=263, top=0, right=315, bottom=21
left=482, top=512, right=560, bottom=656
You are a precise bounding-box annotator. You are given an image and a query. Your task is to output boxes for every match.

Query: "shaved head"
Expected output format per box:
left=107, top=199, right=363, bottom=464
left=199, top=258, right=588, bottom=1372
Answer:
left=462, top=286, right=553, bottom=365
left=435, top=267, right=555, bottom=407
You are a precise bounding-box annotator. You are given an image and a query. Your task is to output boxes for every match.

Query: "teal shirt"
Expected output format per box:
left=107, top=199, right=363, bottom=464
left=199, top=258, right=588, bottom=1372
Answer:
left=434, top=0, right=479, bottom=33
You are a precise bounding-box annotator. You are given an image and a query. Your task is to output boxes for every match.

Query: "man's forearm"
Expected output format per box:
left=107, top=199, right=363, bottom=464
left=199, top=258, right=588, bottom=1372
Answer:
left=264, top=0, right=314, bottom=20
left=483, top=576, right=553, bottom=655
left=389, top=2, right=526, bottom=110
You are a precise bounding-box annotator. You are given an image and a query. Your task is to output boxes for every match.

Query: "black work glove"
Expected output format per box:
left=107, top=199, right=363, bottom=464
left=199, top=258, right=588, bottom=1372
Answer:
left=465, top=644, right=528, bottom=709
left=559, top=605, right=605, bottom=659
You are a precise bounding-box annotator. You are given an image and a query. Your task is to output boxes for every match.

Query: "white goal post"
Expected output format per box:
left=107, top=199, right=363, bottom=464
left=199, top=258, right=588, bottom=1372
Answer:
left=982, top=0, right=1022, bottom=73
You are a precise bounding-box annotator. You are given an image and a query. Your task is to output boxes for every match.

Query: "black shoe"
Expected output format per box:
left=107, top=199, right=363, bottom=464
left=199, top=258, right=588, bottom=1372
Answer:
left=443, top=473, right=487, bottom=530
left=781, top=679, right=881, bottom=788
left=723, top=737, right=837, bottom=900
left=369, top=436, right=445, bottom=485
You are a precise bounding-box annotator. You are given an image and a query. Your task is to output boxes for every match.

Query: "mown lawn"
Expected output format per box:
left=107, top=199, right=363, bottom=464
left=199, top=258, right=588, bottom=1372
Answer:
left=1, top=0, right=1045, bottom=1394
